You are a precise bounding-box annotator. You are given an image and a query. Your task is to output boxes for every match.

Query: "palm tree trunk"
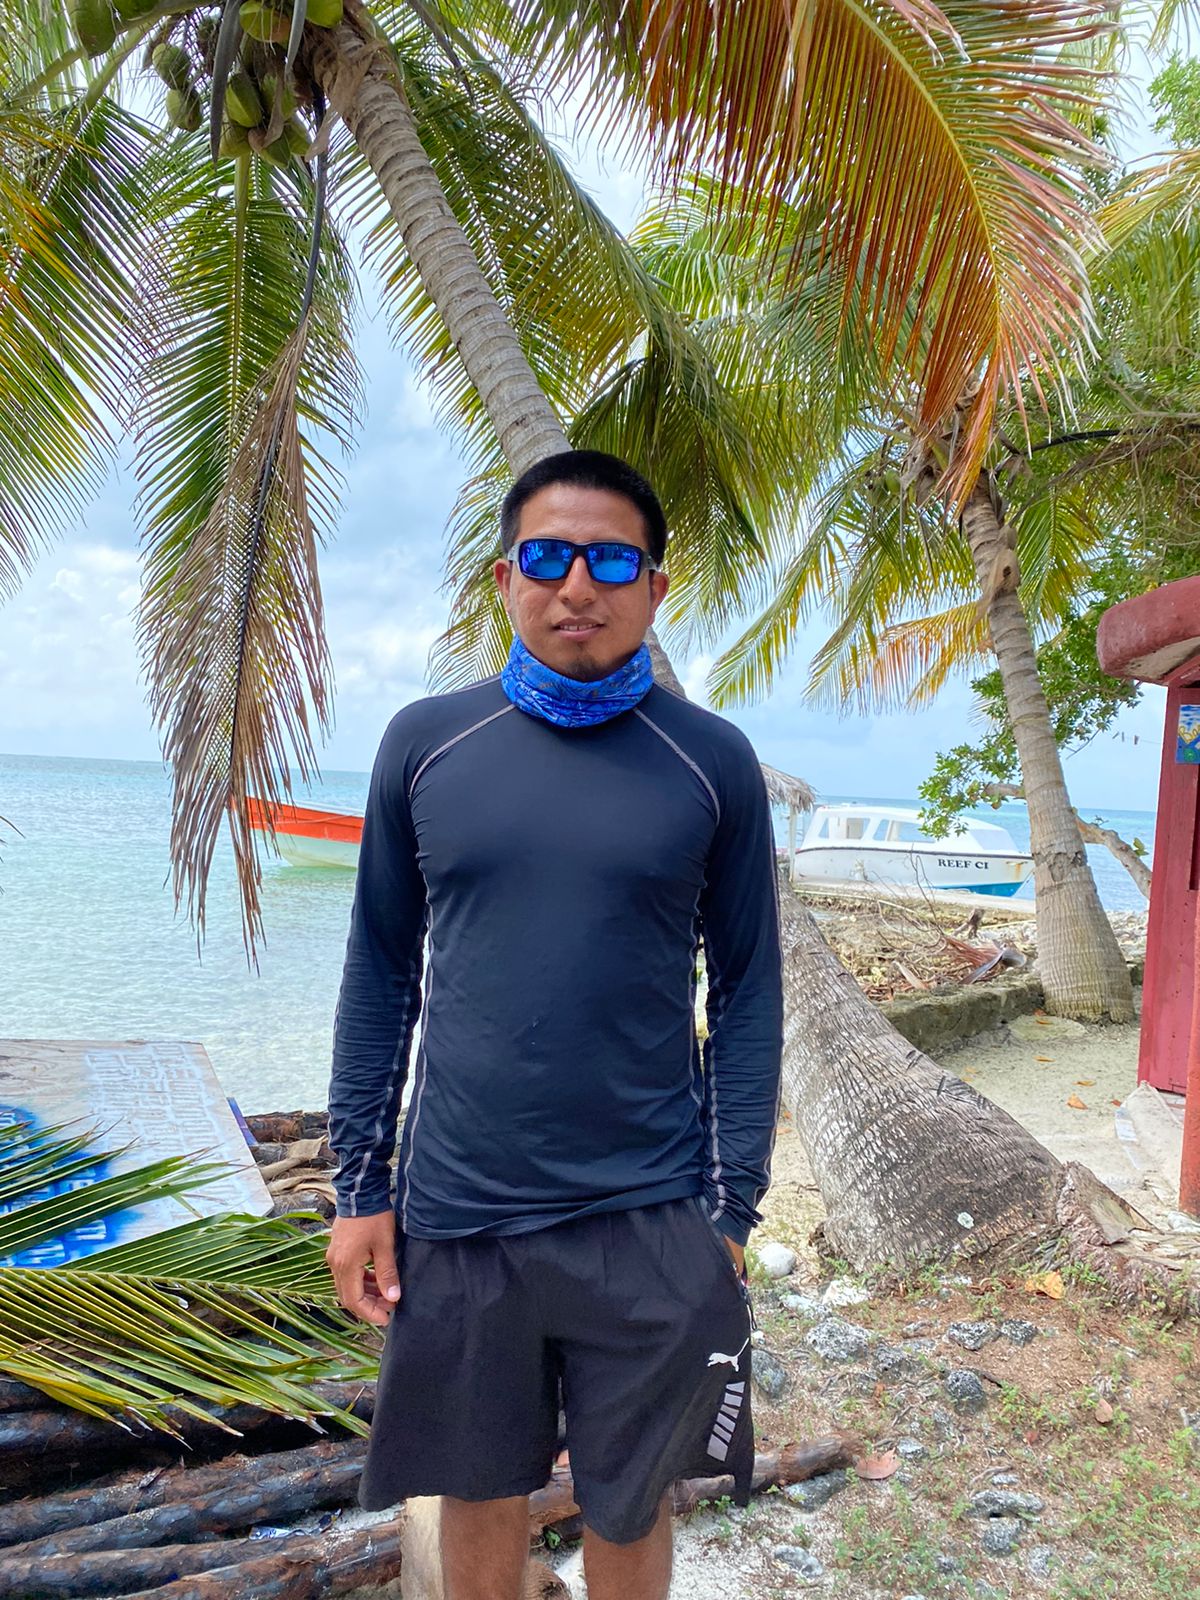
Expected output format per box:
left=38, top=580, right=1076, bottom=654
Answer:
left=307, top=19, right=685, bottom=699
left=308, top=24, right=567, bottom=473
left=961, top=485, right=1134, bottom=1022
left=780, top=898, right=1066, bottom=1266
left=310, top=16, right=1111, bottom=1267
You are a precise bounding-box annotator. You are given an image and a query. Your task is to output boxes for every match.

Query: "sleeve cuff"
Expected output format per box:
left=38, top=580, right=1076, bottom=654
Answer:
left=333, top=1186, right=394, bottom=1220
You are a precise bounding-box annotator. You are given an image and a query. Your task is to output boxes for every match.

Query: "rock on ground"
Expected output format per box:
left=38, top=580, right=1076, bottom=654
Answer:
left=980, top=1516, right=1024, bottom=1556
left=945, top=1320, right=996, bottom=1350
left=771, top=1545, right=825, bottom=1580
left=943, top=1368, right=988, bottom=1411
left=965, top=1489, right=1045, bottom=1518
left=751, top=1346, right=789, bottom=1399
left=804, top=1317, right=871, bottom=1362
left=782, top=1469, right=850, bottom=1512
left=753, top=1241, right=796, bottom=1279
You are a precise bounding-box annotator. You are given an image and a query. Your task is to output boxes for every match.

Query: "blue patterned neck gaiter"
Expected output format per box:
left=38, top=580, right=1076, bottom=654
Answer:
left=500, top=636, right=654, bottom=728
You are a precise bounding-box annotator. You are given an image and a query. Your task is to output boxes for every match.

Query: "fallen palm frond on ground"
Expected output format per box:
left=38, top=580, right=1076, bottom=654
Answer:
left=0, top=1120, right=377, bottom=1439
left=804, top=889, right=1032, bottom=1001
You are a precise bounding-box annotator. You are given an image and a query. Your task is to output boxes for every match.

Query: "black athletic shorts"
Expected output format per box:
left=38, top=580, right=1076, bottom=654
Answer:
left=358, top=1195, right=756, bottom=1544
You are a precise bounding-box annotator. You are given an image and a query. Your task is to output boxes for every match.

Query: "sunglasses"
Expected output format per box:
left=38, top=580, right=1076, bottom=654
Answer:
left=510, top=538, right=660, bottom=585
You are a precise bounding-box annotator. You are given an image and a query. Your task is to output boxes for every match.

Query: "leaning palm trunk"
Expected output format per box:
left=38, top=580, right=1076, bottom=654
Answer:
left=309, top=11, right=1102, bottom=1268
left=307, top=19, right=686, bottom=695
left=309, top=23, right=565, bottom=473
left=779, top=897, right=1069, bottom=1266
left=961, top=485, right=1134, bottom=1021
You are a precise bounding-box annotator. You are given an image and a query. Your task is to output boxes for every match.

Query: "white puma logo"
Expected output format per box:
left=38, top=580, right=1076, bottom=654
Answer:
left=706, top=1336, right=750, bottom=1369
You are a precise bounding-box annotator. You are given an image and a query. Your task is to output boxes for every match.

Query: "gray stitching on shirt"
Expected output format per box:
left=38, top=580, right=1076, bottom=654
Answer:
left=705, top=988, right=728, bottom=1221
left=408, top=705, right=514, bottom=802
left=400, top=916, right=437, bottom=1233
left=633, top=709, right=721, bottom=821
left=345, top=942, right=422, bottom=1216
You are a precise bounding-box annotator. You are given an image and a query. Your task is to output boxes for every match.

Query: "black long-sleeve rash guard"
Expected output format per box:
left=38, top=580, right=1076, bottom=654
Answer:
left=327, top=677, right=784, bottom=1247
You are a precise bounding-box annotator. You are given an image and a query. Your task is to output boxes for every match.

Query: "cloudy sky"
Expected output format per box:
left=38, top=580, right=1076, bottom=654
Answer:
left=0, top=102, right=1168, bottom=816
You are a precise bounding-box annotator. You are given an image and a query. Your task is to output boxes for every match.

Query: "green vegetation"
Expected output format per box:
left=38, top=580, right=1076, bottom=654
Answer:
left=0, top=1119, right=375, bottom=1432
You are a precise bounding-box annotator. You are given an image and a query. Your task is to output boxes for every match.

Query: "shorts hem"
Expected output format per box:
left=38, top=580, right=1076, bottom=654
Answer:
left=358, top=1468, right=551, bottom=1513
left=575, top=1451, right=755, bottom=1545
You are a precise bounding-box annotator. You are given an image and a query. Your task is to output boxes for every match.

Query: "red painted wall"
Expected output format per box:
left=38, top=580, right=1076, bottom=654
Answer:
left=1139, top=683, right=1200, bottom=1094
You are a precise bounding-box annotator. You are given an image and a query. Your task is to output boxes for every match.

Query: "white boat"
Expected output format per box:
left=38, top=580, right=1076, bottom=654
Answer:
left=790, top=804, right=1033, bottom=898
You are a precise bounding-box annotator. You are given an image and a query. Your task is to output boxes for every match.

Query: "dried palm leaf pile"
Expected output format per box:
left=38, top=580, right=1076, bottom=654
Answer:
left=806, top=891, right=1032, bottom=1002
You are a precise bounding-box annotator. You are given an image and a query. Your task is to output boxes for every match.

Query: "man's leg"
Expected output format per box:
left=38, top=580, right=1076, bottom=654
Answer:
left=440, top=1493, right=531, bottom=1600
left=581, top=1494, right=672, bottom=1600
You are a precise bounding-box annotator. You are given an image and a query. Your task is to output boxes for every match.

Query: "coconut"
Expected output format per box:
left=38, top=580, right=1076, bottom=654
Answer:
left=151, top=43, right=192, bottom=91
left=218, top=119, right=252, bottom=159
left=165, top=86, right=203, bottom=133
left=69, top=0, right=117, bottom=57
left=238, top=2, right=291, bottom=44
left=306, top=0, right=344, bottom=27
left=225, top=70, right=267, bottom=128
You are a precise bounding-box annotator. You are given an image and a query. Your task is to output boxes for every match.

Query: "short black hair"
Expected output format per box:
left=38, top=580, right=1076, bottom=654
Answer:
left=499, top=450, right=668, bottom=565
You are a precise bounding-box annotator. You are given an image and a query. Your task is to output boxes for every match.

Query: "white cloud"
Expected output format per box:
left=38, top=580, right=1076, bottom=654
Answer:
left=0, top=539, right=150, bottom=758
left=680, top=652, right=713, bottom=706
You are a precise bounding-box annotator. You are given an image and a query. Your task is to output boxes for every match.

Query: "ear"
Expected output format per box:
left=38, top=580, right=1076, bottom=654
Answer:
left=494, top=556, right=512, bottom=611
left=648, top=568, right=669, bottom=624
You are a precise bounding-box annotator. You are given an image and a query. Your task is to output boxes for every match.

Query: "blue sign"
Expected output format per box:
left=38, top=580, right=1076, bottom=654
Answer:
left=1179, top=705, right=1200, bottom=765
left=0, top=1107, right=128, bottom=1269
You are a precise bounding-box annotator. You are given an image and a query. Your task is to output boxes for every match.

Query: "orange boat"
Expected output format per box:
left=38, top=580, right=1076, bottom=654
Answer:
left=246, top=799, right=363, bottom=869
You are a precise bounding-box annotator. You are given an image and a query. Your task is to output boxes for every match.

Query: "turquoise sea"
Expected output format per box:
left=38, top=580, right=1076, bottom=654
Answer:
left=0, top=752, right=1155, bottom=1115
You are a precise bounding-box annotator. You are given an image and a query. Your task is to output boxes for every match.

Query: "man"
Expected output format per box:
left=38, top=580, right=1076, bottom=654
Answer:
left=326, top=450, right=783, bottom=1600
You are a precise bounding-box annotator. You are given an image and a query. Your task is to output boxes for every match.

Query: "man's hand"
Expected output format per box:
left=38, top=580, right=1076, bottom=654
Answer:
left=726, top=1238, right=746, bottom=1278
left=326, top=1211, right=401, bottom=1326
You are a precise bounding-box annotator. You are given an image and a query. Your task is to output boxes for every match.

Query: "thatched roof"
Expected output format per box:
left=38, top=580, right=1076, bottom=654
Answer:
left=760, top=763, right=816, bottom=815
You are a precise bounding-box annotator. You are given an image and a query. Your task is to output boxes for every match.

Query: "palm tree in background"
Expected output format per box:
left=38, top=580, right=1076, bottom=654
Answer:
left=697, top=30, right=1200, bottom=1022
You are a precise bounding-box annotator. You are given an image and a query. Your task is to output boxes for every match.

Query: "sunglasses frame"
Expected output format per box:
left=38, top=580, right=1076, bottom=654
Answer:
left=509, top=537, right=661, bottom=585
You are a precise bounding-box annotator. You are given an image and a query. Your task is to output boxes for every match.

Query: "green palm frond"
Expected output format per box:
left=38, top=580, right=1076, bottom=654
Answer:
left=856, top=601, right=989, bottom=710
left=1148, top=0, right=1200, bottom=51
left=706, top=454, right=883, bottom=709
left=0, top=1123, right=373, bottom=1433
left=428, top=460, right=512, bottom=690
left=1009, top=489, right=1102, bottom=616
left=483, top=0, right=1107, bottom=504
left=1099, top=147, right=1200, bottom=250
left=0, top=91, right=150, bottom=594
left=134, top=140, right=360, bottom=951
left=801, top=498, right=967, bottom=713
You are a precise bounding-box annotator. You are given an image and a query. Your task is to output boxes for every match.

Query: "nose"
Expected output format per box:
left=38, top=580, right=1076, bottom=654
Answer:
left=557, top=550, right=599, bottom=603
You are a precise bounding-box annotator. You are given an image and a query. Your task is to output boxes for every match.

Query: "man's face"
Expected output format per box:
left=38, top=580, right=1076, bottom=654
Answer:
left=494, top=484, right=670, bottom=682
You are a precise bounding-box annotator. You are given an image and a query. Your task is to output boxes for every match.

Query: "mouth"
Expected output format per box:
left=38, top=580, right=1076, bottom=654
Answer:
left=555, top=620, right=603, bottom=637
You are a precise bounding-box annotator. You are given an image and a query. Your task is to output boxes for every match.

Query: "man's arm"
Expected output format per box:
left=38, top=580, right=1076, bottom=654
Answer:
left=698, top=740, right=784, bottom=1251
left=325, top=718, right=427, bottom=1323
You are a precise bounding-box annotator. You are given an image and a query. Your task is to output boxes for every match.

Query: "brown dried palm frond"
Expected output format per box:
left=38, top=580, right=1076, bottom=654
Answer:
left=492, top=0, right=1109, bottom=504
left=141, top=319, right=332, bottom=957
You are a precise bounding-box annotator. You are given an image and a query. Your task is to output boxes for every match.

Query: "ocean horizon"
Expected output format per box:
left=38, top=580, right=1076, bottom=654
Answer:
left=0, top=751, right=1155, bottom=1115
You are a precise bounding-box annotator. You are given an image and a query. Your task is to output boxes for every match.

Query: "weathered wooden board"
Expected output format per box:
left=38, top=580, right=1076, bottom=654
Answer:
left=0, top=1040, right=271, bottom=1267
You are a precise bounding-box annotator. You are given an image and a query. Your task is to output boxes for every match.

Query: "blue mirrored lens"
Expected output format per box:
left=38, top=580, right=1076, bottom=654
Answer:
left=518, top=539, right=573, bottom=579
left=587, top=544, right=642, bottom=584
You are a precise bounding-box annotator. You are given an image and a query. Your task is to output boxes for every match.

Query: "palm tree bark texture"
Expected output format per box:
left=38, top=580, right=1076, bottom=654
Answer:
left=961, top=480, right=1134, bottom=1021
left=301, top=7, right=1102, bottom=1269
left=307, top=17, right=688, bottom=695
